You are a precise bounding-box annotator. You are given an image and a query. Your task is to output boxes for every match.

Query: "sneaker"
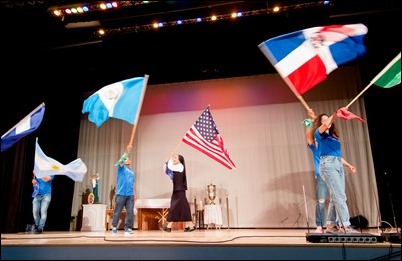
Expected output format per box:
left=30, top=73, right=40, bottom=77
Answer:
left=314, top=226, right=323, bottom=233
left=160, top=227, right=171, bottom=232
left=344, top=226, right=360, bottom=234
left=325, top=225, right=340, bottom=233
left=112, top=227, right=117, bottom=234
left=184, top=226, right=196, bottom=232
left=35, top=228, right=43, bottom=234
left=124, top=228, right=133, bottom=235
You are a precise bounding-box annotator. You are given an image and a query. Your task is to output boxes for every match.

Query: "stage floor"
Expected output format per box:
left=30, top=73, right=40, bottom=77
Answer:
left=2, top=228, right=401, bottom=260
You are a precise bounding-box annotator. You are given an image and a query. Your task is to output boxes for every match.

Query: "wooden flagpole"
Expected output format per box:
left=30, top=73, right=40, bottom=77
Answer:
left=171, top=140, right=182, bottom=155
left=346, top=52, right=401, bottom=109
left=115, top=75, right=149, bottom=166
left=127, top=74, right=149, bottom=149
left=345, top=82, right=373, bottom=109
left=169, top=104, right=210, bottom=156
left=282, top=78, right=311, bottom=110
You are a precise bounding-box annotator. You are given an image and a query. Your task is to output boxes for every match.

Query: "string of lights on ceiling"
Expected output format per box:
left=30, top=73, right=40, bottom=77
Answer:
left=49, top=1, right=333, bottom=36
left=49, top=1, right=157, bottom=16
left=97, top=1, right=331, bottom=36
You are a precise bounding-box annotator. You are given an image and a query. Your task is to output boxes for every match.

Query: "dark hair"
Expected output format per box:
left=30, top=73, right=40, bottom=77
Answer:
left=312, top=113, right=339, bottom=140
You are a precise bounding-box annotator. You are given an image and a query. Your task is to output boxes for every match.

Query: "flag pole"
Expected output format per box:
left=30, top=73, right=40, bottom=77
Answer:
left=171, top=104, right=210, bottom=155
left=296, top=95, right=310, bottom=111
left=1, top=102, right=45, bottom=139
left=115, top=75, right=149, bottom=166
left=127, top=75, right=149, bottom=148
left=283, top=78, right=311, bottom=110
left=172, top=140, right=182, bottom=154
left=346, top=52, right=401, bottom=109
left=345, top=82, right=372, bottom=109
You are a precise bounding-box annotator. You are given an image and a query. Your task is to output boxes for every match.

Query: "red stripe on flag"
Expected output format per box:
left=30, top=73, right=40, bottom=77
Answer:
left=287, top=56, right=327, bottom=95
left=182, top=126, right=236, bottom=170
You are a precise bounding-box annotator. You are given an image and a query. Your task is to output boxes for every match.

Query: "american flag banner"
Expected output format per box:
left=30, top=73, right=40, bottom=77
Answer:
left=182, top=106, right=236, bottom=170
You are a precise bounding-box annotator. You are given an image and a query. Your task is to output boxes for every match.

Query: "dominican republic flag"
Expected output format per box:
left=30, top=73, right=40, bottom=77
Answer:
left=1, top=103, right=45, bottom=152
left=82, top=75, right=149, bottom=127
left=258, top=24, right=368, bottom=95
left=34, top=138, right=88, bottom=182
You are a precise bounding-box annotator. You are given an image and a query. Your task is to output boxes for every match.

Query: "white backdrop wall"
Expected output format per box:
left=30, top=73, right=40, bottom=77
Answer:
left=73, top=68, right=379, bottom=228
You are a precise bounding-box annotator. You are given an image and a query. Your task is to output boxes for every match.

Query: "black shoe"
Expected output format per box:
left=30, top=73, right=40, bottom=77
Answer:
left=35, top=229, right=43, bottom=234
left=184, top=226, right=196, bottom=232
left=160, top=227, right=171, bottom=232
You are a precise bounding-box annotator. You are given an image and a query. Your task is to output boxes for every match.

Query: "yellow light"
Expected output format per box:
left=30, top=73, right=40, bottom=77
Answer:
left=53, top=10, right=62, bottom=16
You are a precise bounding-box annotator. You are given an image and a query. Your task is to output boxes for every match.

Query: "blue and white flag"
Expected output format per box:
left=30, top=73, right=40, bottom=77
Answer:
left=1, top=103, right=45, bottom=152
left=82, top=76, right=149, bottom=127
left=34, top=139, right=88, bottom=182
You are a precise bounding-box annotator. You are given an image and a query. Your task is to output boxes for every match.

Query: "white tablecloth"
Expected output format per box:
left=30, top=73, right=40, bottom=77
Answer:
left=204, top=204, right=223, bottom=225
left=135, top=198, right=170, bottom=209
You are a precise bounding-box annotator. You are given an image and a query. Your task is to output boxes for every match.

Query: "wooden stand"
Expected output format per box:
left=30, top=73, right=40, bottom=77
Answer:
left=135, top=198, right=184, bottom=231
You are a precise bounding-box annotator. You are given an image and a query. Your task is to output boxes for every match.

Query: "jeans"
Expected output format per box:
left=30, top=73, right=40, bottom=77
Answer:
left=112, top=195, right=134, bottom=230
left=315, top=174, right=328, bottom=227
left=32, top=194, right=52, bottom=230
left=320, top=155, right=351, bottom=227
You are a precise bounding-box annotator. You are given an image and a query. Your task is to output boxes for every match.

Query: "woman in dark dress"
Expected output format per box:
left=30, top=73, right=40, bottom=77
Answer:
left=161, top=153, right=196, bottom=232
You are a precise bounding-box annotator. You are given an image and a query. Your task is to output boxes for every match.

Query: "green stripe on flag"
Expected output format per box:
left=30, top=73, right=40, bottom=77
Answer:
left=373, top=52, right=401, bottom=88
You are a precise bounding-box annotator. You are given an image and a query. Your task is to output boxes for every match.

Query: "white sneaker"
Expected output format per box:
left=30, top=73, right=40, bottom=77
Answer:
left=112, top=227, right=117, bottom=234
left=314, top=226, right=323, bottom=233
left=124, top=228, right=133, bottom=235
left=344, top=226, right=360, bottom=233
left=325, top=225, right=340, bottom=233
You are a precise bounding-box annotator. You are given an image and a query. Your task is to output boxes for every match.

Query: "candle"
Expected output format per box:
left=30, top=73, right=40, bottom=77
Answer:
left=197, top=200, right=203, bottom=210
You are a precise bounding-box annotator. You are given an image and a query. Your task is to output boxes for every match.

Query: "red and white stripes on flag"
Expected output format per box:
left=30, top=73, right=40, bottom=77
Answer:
left=182, top=106, right=236, bottom=170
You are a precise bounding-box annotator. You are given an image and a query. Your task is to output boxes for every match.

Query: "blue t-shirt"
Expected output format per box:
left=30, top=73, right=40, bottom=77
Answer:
left=314, top=129, right=342, bottom=157
left=307, top=143, right=320, bottom=177
left=116, top=164, right=135, bottom=196
left=36, top=176, right=54, bottom=196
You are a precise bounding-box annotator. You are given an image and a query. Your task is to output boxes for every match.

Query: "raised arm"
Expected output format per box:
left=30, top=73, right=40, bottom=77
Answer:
left=305, top=108, right=317, bottom=145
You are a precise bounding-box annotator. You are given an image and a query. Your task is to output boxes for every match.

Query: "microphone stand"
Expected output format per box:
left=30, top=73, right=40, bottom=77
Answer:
left=384, top=172, right=399, bottom=234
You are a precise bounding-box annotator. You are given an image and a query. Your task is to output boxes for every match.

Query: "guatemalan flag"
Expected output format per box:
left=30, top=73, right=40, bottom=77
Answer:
left=82, top=76, right=149, bottom=127
left=1, top=103, right=45, bottom=152
left=34, top=138, right=88, bottom=182
left=258, top=24, right=368, bottom=95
